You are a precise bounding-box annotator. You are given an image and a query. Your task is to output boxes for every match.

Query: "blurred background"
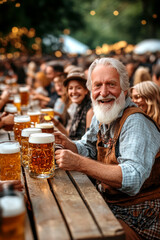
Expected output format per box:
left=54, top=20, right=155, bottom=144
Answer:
left=0, top=0, right=160, bottom=58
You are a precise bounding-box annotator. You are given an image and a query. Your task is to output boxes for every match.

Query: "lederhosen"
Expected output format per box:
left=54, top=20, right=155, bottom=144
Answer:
left=96, top=107, right=160, bottom=239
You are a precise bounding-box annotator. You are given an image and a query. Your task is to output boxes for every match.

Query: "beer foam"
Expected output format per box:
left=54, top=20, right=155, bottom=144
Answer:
left=35, top=122, right=54, bottom=129
left=14, top=115, right=30, bottom=123
left=41, top=108, right=54, bottom=112
left=27, top=111, right=41, bottom=116
left=29, top=133, right=55, bottom=144
left=21, top=128, right=42, bottom=137
left=19, top=86, right=29, bottom=92
left=4, top=105, right=17, bottom=113
left=1, top=196, right=25, bottom=217
left=0, top=141, right=20, bottom=154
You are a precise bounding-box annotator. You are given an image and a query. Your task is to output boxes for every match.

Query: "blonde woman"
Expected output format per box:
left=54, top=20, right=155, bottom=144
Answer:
left=133, top=66, right=151, bottom=86
left=131, top=81, right=160, bottom=126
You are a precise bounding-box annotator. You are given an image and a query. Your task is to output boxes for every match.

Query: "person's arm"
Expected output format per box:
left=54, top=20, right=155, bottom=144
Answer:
left=54, top=130, right=78, bottom=153
left=55, top=149, right=122, bottom=189
left=0, top=114, right=14, bottom=128
left=0, top=89, right=10, bottom=110
left=32, top=93, right=50, bottom=103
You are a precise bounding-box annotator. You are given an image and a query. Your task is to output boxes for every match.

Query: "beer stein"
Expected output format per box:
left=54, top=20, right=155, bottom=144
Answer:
left=14, top=115, right=31, bottom=144
left=35, top=122, right=54, bottom=134
left=21, top=127, right=42, bottom=168
left=29, top=133, right=55, bottom=179
left=40, top=108, right=54, bottom=121
left=0, top=141, right=21, bottom=181
left=4, top=105, right=18, bottom=132
left=27, top=110, right=41, bottom=127
left=19, top=86, right=29, bottom=107
left=0, top=184, right=26, bottom=240
left=13, top=95, right=21, bottom=114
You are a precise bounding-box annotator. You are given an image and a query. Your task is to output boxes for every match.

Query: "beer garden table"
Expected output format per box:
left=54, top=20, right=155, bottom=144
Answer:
left=0, top=129, right=125, bottom=240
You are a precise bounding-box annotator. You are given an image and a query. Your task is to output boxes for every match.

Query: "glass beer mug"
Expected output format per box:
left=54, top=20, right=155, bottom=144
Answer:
left=28, top=133, right=55, bottom=179
left=14, top=115, right=31, bottom=144
left=21, top=127, right=42, bottom=168
left=27, top=110, right=41, bottom=127
left=0, top=184, right=26, bottom=240
left=35, top=122, right=54, bottom=133
left=0, top=141, right=21, bottom=181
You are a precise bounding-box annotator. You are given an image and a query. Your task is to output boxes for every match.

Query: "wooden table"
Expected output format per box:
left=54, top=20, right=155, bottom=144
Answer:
left=0, top=130, right=125, bottom=240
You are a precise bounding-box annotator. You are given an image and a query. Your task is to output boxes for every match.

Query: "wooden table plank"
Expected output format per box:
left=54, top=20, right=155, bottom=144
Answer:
left=49, top=169, right=102, bottom=240
left=24, top=168, right=70, bottom=240
left=68, top=171, right=125, bottom=240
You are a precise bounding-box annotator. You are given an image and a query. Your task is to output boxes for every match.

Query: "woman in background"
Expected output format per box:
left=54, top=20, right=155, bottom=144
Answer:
left=130, top=81, right=160, bottom=126
left=53, top=72, right=93, bottom=140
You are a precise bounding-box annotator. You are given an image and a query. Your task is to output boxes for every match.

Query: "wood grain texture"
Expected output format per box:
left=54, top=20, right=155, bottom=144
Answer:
left=24, top=168, right=70, bottom=240
left=50, top=169, right=102, bottom=240
left=68, top=171, right=125, bottom=240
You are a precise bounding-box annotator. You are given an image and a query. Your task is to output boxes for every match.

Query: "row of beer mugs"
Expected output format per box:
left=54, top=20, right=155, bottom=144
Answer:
left=0, top=131, right=55, bottom=181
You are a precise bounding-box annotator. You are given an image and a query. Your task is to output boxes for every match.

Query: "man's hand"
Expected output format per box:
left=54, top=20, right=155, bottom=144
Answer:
left=1, top=114, right=14, bottom=126
left=54, top=130, right=78, bottom=152
left=55, top=149, right=81, bottom=171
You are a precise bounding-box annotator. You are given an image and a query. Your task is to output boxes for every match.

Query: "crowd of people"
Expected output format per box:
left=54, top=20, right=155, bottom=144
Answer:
left=0, top=51, right=160, bottom=239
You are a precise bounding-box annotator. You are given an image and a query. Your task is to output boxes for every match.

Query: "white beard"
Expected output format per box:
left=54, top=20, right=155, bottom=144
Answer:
left=92, top=91, right=126, bottom=124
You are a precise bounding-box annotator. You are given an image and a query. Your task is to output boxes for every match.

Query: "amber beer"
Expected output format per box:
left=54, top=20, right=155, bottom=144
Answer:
left=35, top=122, right=54, bottom=133
left=14, top=115, right=31, bottom=144
left=4, top=105, right=18, bottom=131
left=40, top=108, right=54, bottom=121
left=14, top=95, right=21, bottom=113
left=29, top=133, right=55, bottom=179
left=27, top=110, right=41, bottom=126
left=0, top=192, right=25, bottom=240
left=19, top=86, right=29, bottom=107
left=21, top=127, right=42, bottom=168
left=0, top=141, right=21, bottom=181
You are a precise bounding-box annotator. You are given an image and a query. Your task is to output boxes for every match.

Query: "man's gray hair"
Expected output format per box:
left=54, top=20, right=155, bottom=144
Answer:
left=87, top=57, right=130, bottom=91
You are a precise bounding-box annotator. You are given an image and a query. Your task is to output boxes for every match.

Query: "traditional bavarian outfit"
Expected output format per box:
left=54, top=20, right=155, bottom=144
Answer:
left=97, top=107, right=160, bottom=240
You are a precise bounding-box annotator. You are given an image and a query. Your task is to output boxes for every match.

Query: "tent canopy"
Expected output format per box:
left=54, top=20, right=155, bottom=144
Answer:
left=134, top=39, right=160, bottom=54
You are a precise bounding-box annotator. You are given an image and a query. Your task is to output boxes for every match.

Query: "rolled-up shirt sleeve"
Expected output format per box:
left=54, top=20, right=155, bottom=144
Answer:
left=117, top=113, right=160, bottom=196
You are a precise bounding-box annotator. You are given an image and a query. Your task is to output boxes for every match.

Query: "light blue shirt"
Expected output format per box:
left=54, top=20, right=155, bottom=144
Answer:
left=74, top=97, right=160, bottom=196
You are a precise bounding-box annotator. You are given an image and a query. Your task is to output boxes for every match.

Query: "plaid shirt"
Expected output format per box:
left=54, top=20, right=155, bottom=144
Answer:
left=74, top=97, right=160, bottom=196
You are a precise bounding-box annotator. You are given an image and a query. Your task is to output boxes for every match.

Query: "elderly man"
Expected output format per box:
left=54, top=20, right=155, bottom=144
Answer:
left=54, top=58, right=160, bottom=240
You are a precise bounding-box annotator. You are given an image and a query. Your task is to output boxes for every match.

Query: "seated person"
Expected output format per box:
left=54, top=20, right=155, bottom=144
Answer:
left=54, top=57, right=160, bottom=240
left=53, top=72, right=94, bottom=140
left=130, top=81, right=160, bottom=126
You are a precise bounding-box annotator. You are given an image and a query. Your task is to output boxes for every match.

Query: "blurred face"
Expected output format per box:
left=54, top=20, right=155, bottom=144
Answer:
left=131, top=88, right=147, bottom=112
left=45, top=66, right=55, bottom=81
left=67, top=80, right=88, bottom=104
left=54, top=77, right=66, bottom=96
left=91, top=65, right=127, bottom=124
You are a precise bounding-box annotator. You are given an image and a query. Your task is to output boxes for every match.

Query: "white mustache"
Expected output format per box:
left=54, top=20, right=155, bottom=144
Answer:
left=96, top=95, right=116, bottom=101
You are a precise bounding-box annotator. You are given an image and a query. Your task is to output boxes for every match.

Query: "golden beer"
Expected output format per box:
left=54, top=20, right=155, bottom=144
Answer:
left=27, top=110, right=41, bottom=126
left=19, top=86, right=29, bottom=107
left=21, top=127, right=42, bottom=168
left=0, top=141, right=21, bottom=181
left=14, top=95, right=21, bottom=113
left=14, top=115, right=31, bottom=144
left=0, top=194, right=25, bottom=240
left=4, top=105, right=18, bottom=131
left=35, top=122, right=54, bottom=133
left=29, top=133, right=55, bottom=179
left=40, top=108, right=54, bottom=121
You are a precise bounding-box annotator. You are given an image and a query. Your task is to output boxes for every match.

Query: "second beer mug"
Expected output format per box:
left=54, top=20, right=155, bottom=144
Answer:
left=21, top=127, right=42, bottom=168
left=29, top=133, right=55, bottom=179
left=14, top=115, right=31, bottom=144
left=0, top=141, right=21, bottom=181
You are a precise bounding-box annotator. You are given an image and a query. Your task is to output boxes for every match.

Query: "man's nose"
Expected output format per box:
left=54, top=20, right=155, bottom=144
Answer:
left=100, top=85, right=109, bottom=97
